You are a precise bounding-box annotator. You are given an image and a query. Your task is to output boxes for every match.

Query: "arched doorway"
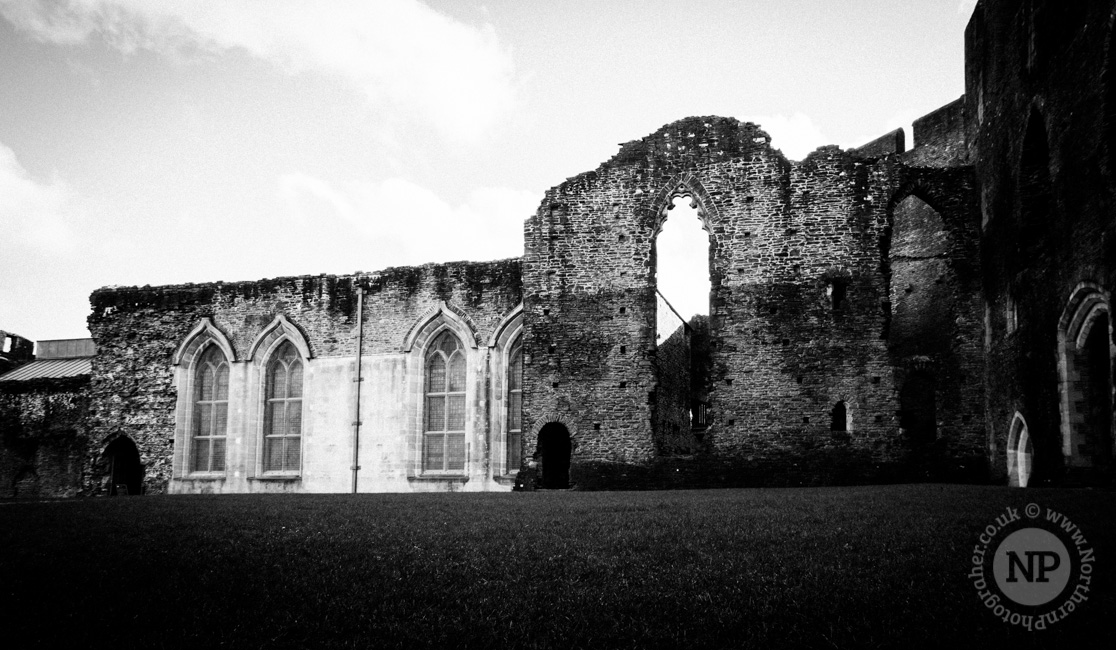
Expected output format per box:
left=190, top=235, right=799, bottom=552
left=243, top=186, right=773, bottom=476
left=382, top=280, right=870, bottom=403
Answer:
left=103, top=436, right=144, bottom=496
left=1007, top=413, right=1033, bottom=488
left=537, top=423, right=572, bottom=489
left=1058, top=286, right=1114, bottom=472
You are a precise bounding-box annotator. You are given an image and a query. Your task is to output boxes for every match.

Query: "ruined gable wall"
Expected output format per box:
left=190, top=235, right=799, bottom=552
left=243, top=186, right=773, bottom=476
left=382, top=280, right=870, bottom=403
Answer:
left=88, top=260, right=521, bottom=494
left=524, top=116, right=983, bottom=486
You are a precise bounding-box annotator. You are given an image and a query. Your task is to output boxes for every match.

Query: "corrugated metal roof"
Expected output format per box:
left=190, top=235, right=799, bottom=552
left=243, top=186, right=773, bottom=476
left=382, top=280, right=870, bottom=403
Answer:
left=0, top=358, right=92, bottom=382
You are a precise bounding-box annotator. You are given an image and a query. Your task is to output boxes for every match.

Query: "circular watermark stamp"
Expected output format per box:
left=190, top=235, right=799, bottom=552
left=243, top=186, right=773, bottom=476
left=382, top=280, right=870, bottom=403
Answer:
left=969, top=503, right=1095, bottom=630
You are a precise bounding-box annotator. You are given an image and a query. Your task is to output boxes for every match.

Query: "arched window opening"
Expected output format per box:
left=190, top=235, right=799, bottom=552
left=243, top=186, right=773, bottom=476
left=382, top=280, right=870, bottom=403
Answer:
left=900, top=373, right=937, bottom=444
left=264, top=341, right=303, bottom=473
left=655, top=195, right=710, bottom=342
left=1007, top=414, right=1033, bottom=488
left=830, top=402, right=848, bottom=432
left=424, top=331, right=466, bottom=473
left=889, top=195, right=953, bottom=355
left=1019, top=110, right=1053, bottom=257
left=192, top=344, right=229, bottom=473
left=507, top=337, right=523, bottom=472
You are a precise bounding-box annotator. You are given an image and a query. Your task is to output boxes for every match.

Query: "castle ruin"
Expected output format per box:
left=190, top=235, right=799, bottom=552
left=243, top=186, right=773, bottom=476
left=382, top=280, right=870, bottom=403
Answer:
left=2, top=0, right=1113, bottom=495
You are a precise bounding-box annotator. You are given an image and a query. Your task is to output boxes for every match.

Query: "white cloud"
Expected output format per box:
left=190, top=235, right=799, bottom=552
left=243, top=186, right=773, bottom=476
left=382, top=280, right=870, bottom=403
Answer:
left=0, top=0, right=517, bottom=141
left=0, top=142, right=80, bottom=253
left=278, top=172, right=538, bottom=267
left=741, top=112, right=831, bottom=161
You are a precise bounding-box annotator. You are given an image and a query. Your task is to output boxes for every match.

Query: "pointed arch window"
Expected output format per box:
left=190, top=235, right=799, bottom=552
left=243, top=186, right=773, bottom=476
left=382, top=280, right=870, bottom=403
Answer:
left=192, top=345, right=229, bottom=472
left=424, top=331, right=466, bottom=472
left=507, top=336, right=524, bottom=472
left=264, top=341, right=303, bottom=473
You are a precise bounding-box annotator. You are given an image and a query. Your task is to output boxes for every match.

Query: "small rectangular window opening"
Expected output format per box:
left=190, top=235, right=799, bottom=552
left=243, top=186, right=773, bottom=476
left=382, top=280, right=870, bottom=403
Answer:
left=828, top=281, right=847, bottom=311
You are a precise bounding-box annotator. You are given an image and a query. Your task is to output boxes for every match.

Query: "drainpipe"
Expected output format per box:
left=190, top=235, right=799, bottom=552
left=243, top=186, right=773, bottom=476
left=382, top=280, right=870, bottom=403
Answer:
left=351, top=286, right=364, bottom=494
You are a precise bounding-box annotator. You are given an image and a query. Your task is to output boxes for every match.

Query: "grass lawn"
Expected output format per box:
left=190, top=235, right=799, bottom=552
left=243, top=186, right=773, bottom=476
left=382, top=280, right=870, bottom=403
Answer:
left=1, top=484, right=1113, bottom=649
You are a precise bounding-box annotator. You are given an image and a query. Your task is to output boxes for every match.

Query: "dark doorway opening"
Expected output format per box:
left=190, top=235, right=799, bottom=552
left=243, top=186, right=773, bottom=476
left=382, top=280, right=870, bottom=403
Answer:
left=537, top=423, right=571, bottom=489
left=900, top=373, right=937, bottom=444
left=830, top=401, right=848, bottom=432
left=103, top=436, right=144, bottom=496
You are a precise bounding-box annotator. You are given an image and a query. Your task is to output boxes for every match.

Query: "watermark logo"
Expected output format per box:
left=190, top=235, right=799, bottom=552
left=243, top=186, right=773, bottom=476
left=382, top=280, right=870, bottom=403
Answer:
left=969, top=502, right=1095, bottom=630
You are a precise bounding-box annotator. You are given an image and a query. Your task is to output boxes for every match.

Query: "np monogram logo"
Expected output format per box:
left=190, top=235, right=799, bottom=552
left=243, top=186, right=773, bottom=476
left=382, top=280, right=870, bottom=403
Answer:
left=993, top=528, right=1070, bottom=606
left=969, top=503, right=1095, bottom=630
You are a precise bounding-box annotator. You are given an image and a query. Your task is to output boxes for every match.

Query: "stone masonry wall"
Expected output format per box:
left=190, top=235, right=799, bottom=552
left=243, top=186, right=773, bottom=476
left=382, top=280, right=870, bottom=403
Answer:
left=967, top=0, right=1116, bottom=486
left=0, top=377, right=89, bottom=497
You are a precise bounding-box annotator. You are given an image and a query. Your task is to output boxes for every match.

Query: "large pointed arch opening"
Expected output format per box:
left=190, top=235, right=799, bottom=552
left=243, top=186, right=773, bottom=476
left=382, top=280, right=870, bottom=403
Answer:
left=654, top=193, right=711, bottom=342
left=651, top=185, right=713, bottom=451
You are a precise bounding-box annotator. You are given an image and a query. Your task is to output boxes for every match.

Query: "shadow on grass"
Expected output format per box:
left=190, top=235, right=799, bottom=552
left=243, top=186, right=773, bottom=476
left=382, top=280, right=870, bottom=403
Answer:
left=1, top=485, right=1112, bottom=649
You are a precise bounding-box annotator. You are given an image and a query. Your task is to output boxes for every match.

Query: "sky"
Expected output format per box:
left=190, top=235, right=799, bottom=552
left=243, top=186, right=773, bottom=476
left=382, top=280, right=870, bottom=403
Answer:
left=0, top=0, right=978, bottom=342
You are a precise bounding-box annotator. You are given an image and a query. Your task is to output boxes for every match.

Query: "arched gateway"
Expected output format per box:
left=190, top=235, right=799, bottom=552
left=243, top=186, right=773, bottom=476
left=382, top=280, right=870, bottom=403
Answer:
left=102, top=436, right=144, bottom=496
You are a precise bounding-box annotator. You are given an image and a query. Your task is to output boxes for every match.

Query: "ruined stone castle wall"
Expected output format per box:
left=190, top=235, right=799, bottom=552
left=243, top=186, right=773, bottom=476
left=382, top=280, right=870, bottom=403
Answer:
left=522, top=117, right=985, bottom=487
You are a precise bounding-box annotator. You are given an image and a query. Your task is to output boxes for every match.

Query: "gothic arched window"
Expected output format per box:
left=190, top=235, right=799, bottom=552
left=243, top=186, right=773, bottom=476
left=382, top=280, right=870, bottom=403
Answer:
left=264, top=341, right=303, bottom=473
left=424, top=331, right=466, bottom=472
left=507, top=337, right=523, bottom=472
left=192, top=345, right=229, bottom=472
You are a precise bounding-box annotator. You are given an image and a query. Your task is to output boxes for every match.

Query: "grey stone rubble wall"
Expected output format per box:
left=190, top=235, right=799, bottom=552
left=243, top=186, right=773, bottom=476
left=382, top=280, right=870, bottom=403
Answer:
left=523, top=116, right=985, bottom=488
left=0, top=377, right=89, bottom=497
